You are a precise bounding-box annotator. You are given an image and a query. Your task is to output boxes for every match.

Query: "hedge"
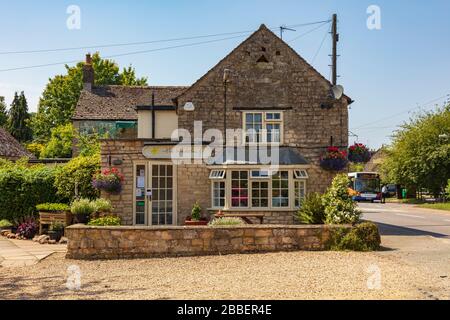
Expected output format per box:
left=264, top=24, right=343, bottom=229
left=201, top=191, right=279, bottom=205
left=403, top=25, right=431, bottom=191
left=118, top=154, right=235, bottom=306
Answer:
left=0, top=164, right=60, bottom=221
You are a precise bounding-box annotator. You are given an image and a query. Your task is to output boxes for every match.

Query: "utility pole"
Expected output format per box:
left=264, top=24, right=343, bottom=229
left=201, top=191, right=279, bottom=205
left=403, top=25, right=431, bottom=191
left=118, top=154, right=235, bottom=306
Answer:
left=331, top=14, right=339, bottom=85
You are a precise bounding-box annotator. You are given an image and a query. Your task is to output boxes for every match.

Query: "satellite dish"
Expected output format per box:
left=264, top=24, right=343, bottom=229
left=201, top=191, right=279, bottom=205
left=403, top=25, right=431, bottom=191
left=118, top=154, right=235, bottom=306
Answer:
left=184, top=102, right=195, bottom=111
left=331, top=85, right=344, bottom=100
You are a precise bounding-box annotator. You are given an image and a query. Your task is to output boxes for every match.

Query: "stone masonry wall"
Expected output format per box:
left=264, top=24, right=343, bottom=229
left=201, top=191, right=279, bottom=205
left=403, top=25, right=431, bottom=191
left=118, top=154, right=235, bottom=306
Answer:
left=65, top=224, right=350, bottom=260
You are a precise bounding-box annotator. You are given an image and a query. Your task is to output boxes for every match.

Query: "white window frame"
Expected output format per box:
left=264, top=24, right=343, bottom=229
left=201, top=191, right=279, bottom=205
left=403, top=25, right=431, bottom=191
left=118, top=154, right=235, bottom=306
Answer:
left=230, top=170, right=250, bottom=208
left=294, top=180, right=307, bottom=208
left=209, top=170, right=226, bottom=179
left=211, top=180, right=226, bottom=209
left=251, top=180, right=270, bottom=208
left=243, top=111, right=284, bottom=145
left=250, top=169, right=271, bottom=179
left=294, top=169, right=309, bottom=179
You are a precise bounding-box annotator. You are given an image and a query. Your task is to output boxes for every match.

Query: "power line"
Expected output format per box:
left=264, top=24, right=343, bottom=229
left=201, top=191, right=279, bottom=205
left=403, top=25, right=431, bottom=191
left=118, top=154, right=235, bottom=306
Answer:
left=352, top=93, right=450, bottom=130
left=311, top=23, right=330, bottom=64
left=0, top=34, right=248, bottom=73
left=287, top=20, right=331, bottom=43
left=0, top=20, right=330, bottom=56
left=0, top=20, right=332, bottom=73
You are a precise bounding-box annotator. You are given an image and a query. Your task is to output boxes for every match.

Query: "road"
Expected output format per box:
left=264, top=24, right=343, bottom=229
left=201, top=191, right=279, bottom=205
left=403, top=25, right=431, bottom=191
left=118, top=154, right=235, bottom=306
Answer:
left=360, top=202, right=450, bottom=299
left=360, top=202, right=450, bottom=238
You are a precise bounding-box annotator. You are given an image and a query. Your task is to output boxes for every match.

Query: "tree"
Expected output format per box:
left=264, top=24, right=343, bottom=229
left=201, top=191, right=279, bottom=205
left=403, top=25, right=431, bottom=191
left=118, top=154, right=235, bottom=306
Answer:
left=0, top=96, right=7, bottom=127
left=7, top=92, right=32, bottom=142
left=31, top=52, right=147, bottom=141
left=40, top=123, right=74, bottom=158
left=381, top=105, right=450, bottom=196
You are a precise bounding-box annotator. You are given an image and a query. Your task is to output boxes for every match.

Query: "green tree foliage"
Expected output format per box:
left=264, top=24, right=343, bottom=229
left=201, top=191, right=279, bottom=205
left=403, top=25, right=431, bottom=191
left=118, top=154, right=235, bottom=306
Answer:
left=31, top=52, right=147, bottom=141
left=323, top=174, right=361, bottom=225
left=54, top=154, right=100, bottom=201
left=0, top=96, right=7, bottom=127
left=7, top=92, right=32, bottom=142
left=77, top=132, right=101, bottom=157
left=381, top=106, right=450, bottom=196
left=40, top=123, right=74, bottom=158
left=0, top=161, right=60, bottom=221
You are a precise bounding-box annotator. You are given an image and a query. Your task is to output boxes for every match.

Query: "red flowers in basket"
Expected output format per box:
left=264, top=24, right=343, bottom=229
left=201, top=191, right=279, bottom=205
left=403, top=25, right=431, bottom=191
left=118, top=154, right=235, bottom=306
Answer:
left=320, top=147, right=348, bottom=171
left=92, top=167, right=124, bottom=194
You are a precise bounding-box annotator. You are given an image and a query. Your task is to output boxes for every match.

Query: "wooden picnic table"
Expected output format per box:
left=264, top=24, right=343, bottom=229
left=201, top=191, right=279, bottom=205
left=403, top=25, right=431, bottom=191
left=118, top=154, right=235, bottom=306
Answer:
left=216, top=212, right=264, bottom=224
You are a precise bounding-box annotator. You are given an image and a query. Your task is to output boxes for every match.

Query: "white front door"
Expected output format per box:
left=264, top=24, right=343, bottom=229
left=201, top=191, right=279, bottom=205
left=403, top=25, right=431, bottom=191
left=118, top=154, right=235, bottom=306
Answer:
left=148, top=163, right=175, bottom=225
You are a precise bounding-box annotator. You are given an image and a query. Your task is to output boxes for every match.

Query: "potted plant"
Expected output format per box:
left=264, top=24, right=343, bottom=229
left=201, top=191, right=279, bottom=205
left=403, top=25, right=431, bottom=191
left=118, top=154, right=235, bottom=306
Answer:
left=17, top=218, right=38, bottom=239
left=348, top=143, right=371, bottom=163
left=36, top=203, right=71, bottom=228
left=91, top=198, right=113, bottom=219
left=92, top=167, right=124, bottom=194
left=70, top=198, right=96, bottom=224
left=48, top=222, right=65, bottom=242
left=185, top=202, right=208, bottom=226
left=320, top=146, right=348, bottom=171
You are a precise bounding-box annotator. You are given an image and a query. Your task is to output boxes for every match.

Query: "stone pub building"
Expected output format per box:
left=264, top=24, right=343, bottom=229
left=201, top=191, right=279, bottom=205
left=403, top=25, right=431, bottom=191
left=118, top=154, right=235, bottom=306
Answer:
left=73, top=25, right=352, bottom=226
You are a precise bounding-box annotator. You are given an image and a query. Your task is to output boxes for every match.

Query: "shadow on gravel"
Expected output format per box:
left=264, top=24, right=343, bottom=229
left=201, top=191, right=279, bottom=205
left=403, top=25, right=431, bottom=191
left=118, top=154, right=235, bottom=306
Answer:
left=0, top=275, right=146, bottom=300
left=375, top=222, right=448, bottom=238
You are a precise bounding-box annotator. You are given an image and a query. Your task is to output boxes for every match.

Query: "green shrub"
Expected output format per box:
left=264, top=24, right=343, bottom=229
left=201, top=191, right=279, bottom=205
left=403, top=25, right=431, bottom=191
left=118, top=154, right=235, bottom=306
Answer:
left=92, top=198, right=113, bottom=213
left=191, top=202, right=202, bottom=221
left=54, top=155, right=100, bottom=201
left=88, top=216, right=121, bottom=226
left=36, top=203, right=70, bottom=212
left=208, top=217, right=244, bottom=226
left=328, top=222, right=381, bottom=251
left=323, top=174, right=361, bottom=225
left=295, top=192, right=325, bottom=224
left=70, top=198, right=96, bottom=216
left=0, top=219, right=13, bottom=228
left=40, top=123, right=74, bottom=159
left=0, top=163, right=60, bottom=221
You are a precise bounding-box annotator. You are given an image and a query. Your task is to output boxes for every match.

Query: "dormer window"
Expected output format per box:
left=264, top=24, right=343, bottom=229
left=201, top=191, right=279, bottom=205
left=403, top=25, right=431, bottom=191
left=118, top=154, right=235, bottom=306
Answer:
left=243, top=111, right=283, bottom=144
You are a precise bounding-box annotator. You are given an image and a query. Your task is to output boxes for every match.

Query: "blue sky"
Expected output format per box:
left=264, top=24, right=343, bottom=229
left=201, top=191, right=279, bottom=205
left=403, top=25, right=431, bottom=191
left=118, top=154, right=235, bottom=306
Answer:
left=0, top=0, right=449, bottom=148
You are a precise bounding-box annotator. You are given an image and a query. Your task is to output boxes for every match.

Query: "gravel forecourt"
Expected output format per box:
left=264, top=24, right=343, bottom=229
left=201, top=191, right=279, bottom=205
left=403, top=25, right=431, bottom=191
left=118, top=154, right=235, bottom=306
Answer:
left=1, top=248, right=447, bottom=300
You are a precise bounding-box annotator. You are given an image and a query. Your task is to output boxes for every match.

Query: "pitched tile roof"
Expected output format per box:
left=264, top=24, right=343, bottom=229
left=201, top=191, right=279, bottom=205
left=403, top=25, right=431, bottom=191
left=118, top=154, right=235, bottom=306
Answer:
left=0, top=127, right=35, bottom=159
left=73, top=85, right=189, bottom=120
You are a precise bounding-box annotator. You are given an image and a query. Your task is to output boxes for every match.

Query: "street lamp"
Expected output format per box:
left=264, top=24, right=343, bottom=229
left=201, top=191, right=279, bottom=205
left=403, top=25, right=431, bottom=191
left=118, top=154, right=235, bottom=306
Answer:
left=223, top=69, right=231, bottom=146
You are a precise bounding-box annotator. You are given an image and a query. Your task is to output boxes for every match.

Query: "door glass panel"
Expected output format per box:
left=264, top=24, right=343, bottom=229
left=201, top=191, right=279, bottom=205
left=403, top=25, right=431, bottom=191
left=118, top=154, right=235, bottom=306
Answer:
left=151, top=164, right=174, bottom=226
left=135, top=165, right=146, bottom=225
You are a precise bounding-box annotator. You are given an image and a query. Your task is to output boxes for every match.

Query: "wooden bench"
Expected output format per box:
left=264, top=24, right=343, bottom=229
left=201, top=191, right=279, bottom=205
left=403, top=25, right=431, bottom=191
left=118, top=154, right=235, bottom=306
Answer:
left=216, top=213, right=265, bottom=224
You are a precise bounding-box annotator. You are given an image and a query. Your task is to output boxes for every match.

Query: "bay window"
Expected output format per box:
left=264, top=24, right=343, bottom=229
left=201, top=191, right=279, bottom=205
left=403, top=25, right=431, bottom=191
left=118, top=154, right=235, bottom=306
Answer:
left=210, top=168, right=307, bottom=210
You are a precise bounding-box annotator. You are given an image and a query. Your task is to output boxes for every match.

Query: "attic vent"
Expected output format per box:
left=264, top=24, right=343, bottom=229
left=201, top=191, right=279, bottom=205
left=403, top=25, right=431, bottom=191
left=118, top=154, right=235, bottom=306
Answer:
left=276, top=50, right=281, bottom=56
left=261, top=47, right=266, bottom=52
left=257, top=55, right=269, bottom=63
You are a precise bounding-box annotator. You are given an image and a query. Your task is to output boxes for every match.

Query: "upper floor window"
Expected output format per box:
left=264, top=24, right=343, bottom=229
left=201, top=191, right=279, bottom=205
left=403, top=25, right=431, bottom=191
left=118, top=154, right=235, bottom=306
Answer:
left=244, top=112, right=283, bottom=144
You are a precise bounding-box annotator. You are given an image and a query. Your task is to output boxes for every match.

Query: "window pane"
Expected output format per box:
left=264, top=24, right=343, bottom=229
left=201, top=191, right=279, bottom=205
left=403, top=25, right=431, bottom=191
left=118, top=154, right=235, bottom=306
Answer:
left=231, top=171, right=248, bottom=207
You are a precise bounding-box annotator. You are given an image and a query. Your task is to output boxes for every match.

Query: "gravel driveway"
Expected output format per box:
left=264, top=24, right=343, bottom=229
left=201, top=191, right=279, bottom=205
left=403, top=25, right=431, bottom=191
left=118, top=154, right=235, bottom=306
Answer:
left=1, top=249, right=447, bottom=300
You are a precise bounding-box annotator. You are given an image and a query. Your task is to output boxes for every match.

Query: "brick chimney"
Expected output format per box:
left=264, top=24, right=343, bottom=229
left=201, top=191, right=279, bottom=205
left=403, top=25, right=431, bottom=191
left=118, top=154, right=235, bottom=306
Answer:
left=82, top=53, right=94, bottom=92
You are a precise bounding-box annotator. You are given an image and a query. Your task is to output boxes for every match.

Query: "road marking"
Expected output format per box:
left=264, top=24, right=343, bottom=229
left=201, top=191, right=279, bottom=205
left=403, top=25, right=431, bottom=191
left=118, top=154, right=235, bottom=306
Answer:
left=395, top=213, right=425, bottom=219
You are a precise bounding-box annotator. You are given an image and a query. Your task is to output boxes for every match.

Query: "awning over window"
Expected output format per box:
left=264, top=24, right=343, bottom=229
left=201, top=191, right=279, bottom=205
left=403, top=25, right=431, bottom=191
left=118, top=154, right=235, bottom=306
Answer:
left=207, top=147, right=309, bottom=166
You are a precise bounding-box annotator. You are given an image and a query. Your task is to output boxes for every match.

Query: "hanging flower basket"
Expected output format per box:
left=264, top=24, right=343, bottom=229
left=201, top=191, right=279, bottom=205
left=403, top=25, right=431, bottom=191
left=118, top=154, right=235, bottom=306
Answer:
left=320, top=147, right=348, bottom=171
left=92, top=168, right=124, bottom=194
left=348, top=143, right=371, bottom=163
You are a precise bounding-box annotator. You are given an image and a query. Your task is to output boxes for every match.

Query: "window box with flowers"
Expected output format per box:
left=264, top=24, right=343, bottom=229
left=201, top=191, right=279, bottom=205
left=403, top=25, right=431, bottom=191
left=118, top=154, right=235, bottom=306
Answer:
left=92, top=168, right=124, bottom=194
left=348, top=143, right=371, bottom=163
left=320, top=147, right=348, bottom=171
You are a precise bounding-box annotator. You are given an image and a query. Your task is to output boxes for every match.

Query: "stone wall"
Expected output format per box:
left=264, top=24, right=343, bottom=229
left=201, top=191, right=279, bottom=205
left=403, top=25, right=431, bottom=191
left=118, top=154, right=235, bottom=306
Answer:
left=65, top=224, right=350, bottom=260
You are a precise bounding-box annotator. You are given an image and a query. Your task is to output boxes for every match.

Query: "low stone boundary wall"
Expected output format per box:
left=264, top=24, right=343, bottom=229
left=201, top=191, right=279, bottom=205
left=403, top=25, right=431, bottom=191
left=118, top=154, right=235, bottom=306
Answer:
left=65, top=224, right=351, bottom=260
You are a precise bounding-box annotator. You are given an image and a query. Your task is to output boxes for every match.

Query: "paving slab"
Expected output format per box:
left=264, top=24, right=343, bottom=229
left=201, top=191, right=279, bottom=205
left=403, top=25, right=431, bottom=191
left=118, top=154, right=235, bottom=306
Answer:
left=0, top=237, right=67, bottom=268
